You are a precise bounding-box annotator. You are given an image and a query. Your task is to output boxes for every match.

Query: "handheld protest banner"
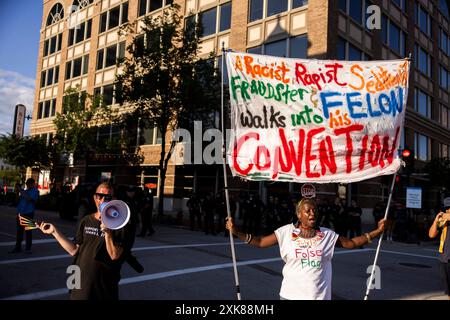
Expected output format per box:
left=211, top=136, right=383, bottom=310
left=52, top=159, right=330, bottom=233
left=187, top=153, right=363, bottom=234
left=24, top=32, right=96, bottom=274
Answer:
left=99, top=200, right=130, bottom=230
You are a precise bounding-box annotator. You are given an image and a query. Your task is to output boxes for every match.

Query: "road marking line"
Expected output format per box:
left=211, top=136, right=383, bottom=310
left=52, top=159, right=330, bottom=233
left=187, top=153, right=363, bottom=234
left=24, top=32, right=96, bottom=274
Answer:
left=0, top=242, right=244, bottom=265
left=0, top=239, right=57, bottom=247
left=132, top=242, right=245, bottom=251
left=422, top=248, right=438, bottom=253
left=380, top=249, right=437, bottom=260
left=0, top=254, right=71, bottom=264
left=0, top=231, right=17, bottom=239
left=2, top=249, right=371, bottom=300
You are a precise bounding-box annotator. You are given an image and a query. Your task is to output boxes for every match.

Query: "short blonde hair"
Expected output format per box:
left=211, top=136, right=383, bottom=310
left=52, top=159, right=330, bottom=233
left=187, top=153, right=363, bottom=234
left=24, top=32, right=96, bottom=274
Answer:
left=96, top=182, right=113, bottom=194
left=296, top=198, right=317, bottom=214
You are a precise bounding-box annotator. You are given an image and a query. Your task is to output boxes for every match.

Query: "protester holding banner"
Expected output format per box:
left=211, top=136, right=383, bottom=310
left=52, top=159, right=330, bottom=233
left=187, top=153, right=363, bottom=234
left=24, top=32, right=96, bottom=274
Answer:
left=38, top=183, right=134, bottom=300
left=226, top=198, right=385, bottom=300
left=428, top=207, right=450, bottom=299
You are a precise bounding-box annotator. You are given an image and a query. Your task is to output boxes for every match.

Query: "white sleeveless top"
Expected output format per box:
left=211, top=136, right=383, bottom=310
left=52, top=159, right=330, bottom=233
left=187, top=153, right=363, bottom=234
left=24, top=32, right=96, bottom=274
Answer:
left=274, top=224, right=339, bottom=300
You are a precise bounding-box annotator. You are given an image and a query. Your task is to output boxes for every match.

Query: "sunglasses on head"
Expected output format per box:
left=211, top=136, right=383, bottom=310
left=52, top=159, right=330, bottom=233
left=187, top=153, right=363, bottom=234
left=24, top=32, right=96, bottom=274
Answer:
left=95, top=193, right=112, bottom=201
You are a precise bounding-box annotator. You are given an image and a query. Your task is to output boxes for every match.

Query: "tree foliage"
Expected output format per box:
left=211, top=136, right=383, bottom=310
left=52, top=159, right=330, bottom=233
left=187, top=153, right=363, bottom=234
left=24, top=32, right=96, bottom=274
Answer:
left=53, top=87, right=108, bottom=157
left=115, top=4, right=221, bottom=215
left=0, top=134, right=51, bottom=169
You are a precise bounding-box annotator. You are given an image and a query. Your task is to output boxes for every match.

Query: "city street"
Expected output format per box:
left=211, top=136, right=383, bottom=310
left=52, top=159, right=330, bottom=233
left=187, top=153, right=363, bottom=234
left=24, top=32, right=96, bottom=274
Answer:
left=0, top=205, right=447, bottom=301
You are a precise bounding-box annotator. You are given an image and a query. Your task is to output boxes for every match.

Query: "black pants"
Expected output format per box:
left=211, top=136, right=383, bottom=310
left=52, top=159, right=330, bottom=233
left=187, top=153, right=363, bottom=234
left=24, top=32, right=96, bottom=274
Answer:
left=139, top=211, right=154, bottom=235
left=438, top=260, right=450, bottom=296
left=15, top=212, right=34, bottom=250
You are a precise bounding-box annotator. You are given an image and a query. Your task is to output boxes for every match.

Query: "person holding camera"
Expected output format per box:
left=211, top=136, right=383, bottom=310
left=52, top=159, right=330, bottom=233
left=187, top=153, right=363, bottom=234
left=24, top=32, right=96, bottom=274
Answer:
left=429, top=206, right=450, bottom=299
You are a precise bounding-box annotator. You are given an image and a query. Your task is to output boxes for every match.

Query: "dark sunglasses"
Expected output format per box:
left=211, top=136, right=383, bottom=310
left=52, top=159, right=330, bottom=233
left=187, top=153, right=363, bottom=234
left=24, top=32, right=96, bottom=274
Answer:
left=95, top=193, right=112, bottom=201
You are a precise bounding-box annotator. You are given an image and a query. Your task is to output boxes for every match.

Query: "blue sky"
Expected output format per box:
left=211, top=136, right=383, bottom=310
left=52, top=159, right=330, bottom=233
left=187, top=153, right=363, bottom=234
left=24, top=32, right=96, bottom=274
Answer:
left=0, top=0, right=42, bottom=136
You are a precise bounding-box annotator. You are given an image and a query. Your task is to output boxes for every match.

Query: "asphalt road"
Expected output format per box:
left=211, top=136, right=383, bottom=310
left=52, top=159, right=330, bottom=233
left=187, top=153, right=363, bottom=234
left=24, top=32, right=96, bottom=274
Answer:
left=0, top=204, right=447, bottom=301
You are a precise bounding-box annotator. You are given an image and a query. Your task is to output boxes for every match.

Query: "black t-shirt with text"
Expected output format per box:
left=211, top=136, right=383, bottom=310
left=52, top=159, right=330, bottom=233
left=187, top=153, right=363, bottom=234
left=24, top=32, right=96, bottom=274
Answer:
left=70, top=214, right=132, bottom=300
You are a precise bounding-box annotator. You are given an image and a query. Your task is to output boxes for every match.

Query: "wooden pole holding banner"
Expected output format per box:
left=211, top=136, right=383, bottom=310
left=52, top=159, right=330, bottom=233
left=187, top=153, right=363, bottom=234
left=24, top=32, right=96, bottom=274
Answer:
left=365, top=55, right=410, bottom=300
left=221, top=43, right=242, bottom=300
left=363, top=171, right=398, bottom=300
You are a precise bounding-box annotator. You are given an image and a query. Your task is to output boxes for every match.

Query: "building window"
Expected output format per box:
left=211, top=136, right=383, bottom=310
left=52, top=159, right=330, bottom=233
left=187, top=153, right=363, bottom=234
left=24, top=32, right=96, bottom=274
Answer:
left=349, top=0, right=363, bottom=24
left=186, top=2, right=232, bottom=39
left=381, top=14, right=388, bottom=44
left=65, top=55, right=89, bottom=80
left=219, top=2, right=232, bottom=32
left=414, top=132, right=430, bottom=161
left=440, top=0, right=450, bottom=20
left=99, top=2, right=128, bottom=34
left=388, top=21, right=406, bottom=57
left=293, top=0, right=308, bottom=9
left=40, top=66, right=60, bottom=88
left=247, top=46, right=262, bottom=54
left=249, top=0, right=264, bottom=22
left=138, top=0, right=173, bottom=17
left=199, top=8, right=217, bottom=37
left=337, top=37, right=370, bottom=60
left=440, top=104, right=450, bottom=129
left=290, top=34, right=308, bottom=58
left=391, top=0, right=407, bottom=13
left=265, top=39, right=287, bottom=57
left=94, top=84, right=115, bottom=106
left=71, top=0, right=94, bottom=11
left=43, top=33, right=63, bottom=57
left=249, top=0, right=307, bottom=23
left=46, top=3, right=64, bottom=26
left=37, top=99, right=57, bottom=119
left=439, top=65, right=450, bottom=90
left=96, top=124, right=121, bottom=145
left=140, top=126, right=162, bottom=145
left=96, top=41, right=125, bottom=70
left=439, top=28, right=450, bottom=56
left=68, top=19, right=92, bottom=47
left=415, top=2, right=432, bottom=37
left=381, top=17, right=406, bottom=57
left=339, top=0, right=373, bottom=29
left=415, top=44, right=432, bottom=77
left=414, top=88, right=431, bottom=119
left=141, top=127, right=155, bottom=145
left=246, top=35, right=307, bottom=58
left=267, top=0, right=288, bottom=18
left=440, top=143, right=449, bottom=158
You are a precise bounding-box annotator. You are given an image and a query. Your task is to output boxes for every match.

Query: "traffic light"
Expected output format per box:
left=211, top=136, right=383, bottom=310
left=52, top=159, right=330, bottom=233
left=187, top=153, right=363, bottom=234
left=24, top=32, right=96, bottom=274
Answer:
left=402, top=147, right=415, bottom=174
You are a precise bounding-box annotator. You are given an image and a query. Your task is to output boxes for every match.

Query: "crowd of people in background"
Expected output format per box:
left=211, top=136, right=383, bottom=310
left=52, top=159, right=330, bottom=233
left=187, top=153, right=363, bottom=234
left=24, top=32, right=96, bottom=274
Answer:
left=185, top=192, right=365, bottom=239
left=0, top=179, right=438, bottom=243
left=184, top=191, right=437, bottom=243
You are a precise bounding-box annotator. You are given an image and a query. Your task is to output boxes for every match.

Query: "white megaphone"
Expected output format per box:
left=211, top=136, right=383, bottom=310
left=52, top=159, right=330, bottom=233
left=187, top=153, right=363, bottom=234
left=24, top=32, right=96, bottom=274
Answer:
left=99, top=200, right=131, bottom=230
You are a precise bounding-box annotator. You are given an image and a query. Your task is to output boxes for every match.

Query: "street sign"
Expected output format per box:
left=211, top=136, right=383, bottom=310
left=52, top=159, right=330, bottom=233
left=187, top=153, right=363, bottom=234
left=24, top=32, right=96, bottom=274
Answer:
left=406, top=187, right=422, bottom=209
left=13, top=104, right=26, bottom=138
left=301, top=183, right=316, bottom=198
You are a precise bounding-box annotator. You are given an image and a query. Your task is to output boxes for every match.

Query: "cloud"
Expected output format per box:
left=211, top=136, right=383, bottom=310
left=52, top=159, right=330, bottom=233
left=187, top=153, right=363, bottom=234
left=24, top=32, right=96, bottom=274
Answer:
left=0, top=69, right=35, bottom=136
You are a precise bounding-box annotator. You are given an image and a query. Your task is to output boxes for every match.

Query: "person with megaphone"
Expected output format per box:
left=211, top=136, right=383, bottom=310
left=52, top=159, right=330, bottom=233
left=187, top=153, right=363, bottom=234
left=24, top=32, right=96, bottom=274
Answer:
left=38, top=182, right=134, bottom=300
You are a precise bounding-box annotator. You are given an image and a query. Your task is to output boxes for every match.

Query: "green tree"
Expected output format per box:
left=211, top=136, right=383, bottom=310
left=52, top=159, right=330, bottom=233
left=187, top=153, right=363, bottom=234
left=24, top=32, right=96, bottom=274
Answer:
left=115, top=4, right=221, bottom=216
left=0, top=134, right=51, bottom=169
left=53, top=87, right=119, bottom=182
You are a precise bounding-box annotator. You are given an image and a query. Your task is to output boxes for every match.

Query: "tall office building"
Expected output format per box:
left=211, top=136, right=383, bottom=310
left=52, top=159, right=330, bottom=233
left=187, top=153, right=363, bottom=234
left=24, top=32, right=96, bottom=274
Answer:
left=31, top=0, right=450, bottom=211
